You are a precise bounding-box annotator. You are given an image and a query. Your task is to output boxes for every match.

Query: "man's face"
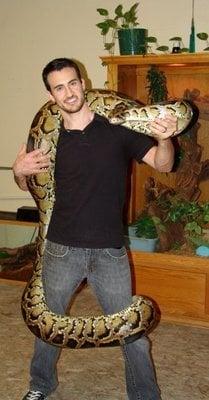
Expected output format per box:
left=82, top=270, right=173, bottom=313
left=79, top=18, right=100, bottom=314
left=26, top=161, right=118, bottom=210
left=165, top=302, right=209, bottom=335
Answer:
left=47, top=67, right=86, bottom=114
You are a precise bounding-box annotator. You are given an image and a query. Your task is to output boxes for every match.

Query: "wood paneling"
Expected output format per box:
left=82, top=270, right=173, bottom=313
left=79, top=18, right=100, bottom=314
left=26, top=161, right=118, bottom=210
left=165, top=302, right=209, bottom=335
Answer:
left=101, top=54, right=209, bottom=327
left=129, top=251, right=209, bottom=327
left=101, top=53, right=209, bottom=219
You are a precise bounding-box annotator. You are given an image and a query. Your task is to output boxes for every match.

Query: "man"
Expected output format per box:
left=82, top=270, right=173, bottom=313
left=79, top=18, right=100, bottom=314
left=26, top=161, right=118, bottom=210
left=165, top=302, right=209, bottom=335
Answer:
left=13, top=58, right=176, bottom=400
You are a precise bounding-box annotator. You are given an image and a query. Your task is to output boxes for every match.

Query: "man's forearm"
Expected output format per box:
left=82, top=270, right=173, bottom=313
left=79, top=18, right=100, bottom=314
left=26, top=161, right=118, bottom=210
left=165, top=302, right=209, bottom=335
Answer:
left=154, top=138, right=175, bottom=172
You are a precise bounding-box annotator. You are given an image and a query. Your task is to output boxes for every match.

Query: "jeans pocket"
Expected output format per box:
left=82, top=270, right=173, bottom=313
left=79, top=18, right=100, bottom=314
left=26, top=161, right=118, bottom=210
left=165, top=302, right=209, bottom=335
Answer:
left=44, top=239, right=69, bottom=258
left=104, top=246, right=127, bottom=259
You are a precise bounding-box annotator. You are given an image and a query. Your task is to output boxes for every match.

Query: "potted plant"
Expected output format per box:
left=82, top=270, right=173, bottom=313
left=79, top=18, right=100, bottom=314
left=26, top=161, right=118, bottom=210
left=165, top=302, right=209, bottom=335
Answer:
left=96, top=3, right=148, bottom=55
left=125, top=214, right=161, bottom=252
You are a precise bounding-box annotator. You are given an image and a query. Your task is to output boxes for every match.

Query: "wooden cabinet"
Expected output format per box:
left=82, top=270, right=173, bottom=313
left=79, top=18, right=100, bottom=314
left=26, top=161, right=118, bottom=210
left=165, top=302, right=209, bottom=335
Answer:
left=101, top=53, right=209, bottom=327
left=101, top=52, right=209, bottom=100
left=101, top=53, right=209, bottom=219
left=129, top=251, right=209, bottom=327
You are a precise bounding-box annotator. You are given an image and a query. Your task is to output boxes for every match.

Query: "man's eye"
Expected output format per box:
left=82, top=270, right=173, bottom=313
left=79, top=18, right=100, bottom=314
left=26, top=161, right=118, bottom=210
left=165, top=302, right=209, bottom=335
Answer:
left=56, top=87, right=62, bottom=91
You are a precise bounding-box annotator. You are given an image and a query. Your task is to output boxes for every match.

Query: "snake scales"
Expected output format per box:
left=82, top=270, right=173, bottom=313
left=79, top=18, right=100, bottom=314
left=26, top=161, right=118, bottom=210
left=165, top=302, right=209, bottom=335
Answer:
left=21, top=89, right=194, bottom=349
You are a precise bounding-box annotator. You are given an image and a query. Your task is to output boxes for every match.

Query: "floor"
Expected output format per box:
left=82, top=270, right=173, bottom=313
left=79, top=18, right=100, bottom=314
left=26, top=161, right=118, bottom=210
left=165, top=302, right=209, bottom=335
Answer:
left=0, top=280, right=209, bottom=400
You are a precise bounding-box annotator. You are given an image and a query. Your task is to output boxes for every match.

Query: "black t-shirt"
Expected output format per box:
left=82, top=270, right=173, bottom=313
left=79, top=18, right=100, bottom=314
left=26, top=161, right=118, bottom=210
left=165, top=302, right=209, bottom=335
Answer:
left=47, top=114, right=155, bottom=248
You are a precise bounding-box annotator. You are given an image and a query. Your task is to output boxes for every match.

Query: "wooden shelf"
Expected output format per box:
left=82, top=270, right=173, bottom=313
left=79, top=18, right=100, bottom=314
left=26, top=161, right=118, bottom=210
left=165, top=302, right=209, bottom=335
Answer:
left=101, top=52, right=209, bottom=67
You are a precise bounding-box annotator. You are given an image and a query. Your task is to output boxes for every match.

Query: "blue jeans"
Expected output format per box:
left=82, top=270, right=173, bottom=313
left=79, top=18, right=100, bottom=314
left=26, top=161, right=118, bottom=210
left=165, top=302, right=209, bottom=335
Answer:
left=29, top=240, right=161, bottom=400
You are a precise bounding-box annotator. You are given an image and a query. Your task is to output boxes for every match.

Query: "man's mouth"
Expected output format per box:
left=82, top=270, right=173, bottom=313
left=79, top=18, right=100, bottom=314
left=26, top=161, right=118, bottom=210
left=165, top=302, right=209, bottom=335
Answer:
left=64, top=97, right=77, bottom=105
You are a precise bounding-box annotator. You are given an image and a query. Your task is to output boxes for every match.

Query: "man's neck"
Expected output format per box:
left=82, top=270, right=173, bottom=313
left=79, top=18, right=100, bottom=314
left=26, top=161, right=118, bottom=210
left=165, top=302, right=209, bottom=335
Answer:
left=62, top=104, right=94, bottom=131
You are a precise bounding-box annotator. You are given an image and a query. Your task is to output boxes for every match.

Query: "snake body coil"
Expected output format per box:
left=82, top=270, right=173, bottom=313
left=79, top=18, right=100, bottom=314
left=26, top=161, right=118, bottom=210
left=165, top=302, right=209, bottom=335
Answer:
left=21, top=89, right=194, bottom=348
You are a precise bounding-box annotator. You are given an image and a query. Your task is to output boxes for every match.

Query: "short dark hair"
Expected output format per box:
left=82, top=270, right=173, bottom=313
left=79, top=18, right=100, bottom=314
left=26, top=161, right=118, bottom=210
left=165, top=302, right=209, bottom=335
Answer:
left=42, top=58, right=82, bottom=91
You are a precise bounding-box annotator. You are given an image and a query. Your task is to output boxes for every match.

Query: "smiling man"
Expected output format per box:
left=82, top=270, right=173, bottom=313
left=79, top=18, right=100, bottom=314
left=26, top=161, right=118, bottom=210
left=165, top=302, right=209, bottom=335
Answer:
left=13, top=58, right=176, bottom=400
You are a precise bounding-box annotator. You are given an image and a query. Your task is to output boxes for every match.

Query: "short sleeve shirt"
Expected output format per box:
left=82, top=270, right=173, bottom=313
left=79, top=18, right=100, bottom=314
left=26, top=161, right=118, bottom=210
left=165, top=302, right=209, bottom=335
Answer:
left=47, top=113, right=155, bottom=248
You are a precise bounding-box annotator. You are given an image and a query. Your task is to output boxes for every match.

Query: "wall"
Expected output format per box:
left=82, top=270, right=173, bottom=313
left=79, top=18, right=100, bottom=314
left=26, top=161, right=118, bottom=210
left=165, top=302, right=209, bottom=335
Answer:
left=1, top=0, right=209, bottom=211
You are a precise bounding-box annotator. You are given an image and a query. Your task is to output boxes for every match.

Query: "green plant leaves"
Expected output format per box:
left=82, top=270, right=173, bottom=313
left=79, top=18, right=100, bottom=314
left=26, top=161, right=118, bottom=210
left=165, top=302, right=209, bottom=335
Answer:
left=106, top=19, right=118, bottom=28
left=115, top=5, right=123, bottom=17
left=146, top=36, right=157, bottom=43
left=197, top=32, right=208, bottom=40
left=196, top=32, right=209, bottom=51
left=165, top=199, right=209, bottom=244
left=96, top=22, right=110, bottom=35
left=133, top=215, right=158, bottom=239
left=104, top=43, right=115, bottom=51
left=185, top=221, right=202, bottom=236
left=96, top=8, right=108, bottom=16
left=169, top=36, right=182, bottom=41
left=129, top=3, right=139, bottom=14
left=123, top=4, right=139, bottom=27
left=181, top=47, right=189, bottom=52
left=96, top=18, right=118, bottom=33
left=156, top=45, right=169, bottom=52
left=146, top=66, right=168, bottom=103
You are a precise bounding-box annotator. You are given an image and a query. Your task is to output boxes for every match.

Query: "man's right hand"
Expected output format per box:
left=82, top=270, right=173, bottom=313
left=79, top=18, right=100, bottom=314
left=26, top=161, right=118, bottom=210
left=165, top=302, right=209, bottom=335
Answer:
left=12, top=143, right=51, bottom=191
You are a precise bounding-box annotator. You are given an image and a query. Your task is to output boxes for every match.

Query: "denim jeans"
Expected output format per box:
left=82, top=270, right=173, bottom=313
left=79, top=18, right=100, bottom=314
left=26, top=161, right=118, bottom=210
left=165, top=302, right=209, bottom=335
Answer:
left=29, top=240, right=161, bottom=400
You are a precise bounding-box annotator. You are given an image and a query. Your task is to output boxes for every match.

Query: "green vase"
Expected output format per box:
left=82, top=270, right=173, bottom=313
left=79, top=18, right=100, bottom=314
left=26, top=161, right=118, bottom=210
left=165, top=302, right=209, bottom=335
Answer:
left=118, top=28, right=148, bottom=55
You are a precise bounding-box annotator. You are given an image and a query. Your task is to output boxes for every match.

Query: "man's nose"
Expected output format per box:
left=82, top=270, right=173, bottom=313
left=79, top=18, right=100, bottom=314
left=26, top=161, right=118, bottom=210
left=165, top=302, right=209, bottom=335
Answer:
left=65, top=86, right=74, bottom=97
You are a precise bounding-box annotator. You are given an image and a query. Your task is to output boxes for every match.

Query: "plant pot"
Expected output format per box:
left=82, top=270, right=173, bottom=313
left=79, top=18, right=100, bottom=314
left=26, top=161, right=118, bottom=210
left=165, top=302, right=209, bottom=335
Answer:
left=124, top=226, right=158, bottom=252
left=118, top=28, right=148, bottom=55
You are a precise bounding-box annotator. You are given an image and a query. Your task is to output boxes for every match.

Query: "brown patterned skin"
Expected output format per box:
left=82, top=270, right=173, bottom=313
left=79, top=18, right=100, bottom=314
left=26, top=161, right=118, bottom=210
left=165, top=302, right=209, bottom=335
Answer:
left=21, top=89, right=193, bottom=348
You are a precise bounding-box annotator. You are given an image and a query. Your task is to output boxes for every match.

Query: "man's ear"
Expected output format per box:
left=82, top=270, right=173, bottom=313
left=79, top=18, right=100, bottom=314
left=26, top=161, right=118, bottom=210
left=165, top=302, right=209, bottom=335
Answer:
left=47, top=90, right=56, bottom=103
left=81, top=79, right=86, bottom=91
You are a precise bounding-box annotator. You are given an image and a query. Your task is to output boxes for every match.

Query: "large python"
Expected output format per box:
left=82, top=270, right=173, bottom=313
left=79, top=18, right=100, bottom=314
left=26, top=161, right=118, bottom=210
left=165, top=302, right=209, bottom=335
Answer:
left=21, top=89, right=194, bottom=349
